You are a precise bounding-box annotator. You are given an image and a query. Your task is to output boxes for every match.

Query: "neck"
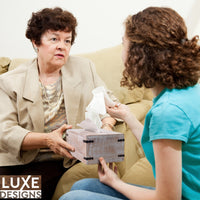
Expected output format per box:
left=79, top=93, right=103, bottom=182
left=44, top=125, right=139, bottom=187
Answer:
left=151, top=84, right=165, bottom=97
left=39, top=71, right=61, bottom=86
left=37, top=60, right=61, bottom=86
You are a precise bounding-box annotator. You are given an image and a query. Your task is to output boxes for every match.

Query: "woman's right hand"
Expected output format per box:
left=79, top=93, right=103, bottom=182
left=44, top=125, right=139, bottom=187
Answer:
left=106, top=103, right=131, bottom=122
left=107, top=104, right=143, bottom=144
left=46, top=124, right=75, bottom=159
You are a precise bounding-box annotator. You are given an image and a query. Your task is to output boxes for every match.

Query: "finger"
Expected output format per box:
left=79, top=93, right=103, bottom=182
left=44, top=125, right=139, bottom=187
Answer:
left=114, top=166, right=118, bottom=174
left=106, top=106, right=119, bottom=113
left=59, top=124, right=72, bottom=132
left=115, top=103, right=121, bottom=108
left=99, top=157, right=108, bottom=171
left=98, top=160, right=104, bottom=174
left=106, top=107, right=114, bottom=115
left=109, top=162, right=113, bottom=170
left=60, top=140, right=75, bottom=152
left=66, top=124, right=72, bottom=129
left=61, top=148, right=74, bottom=159
left=106, top=110, right=118, bottom=118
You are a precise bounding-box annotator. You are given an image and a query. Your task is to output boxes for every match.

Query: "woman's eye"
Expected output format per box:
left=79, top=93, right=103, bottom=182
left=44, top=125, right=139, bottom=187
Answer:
left=65, top=40, right=71, bottom=44
left=51, top=38, right=57, bottom=42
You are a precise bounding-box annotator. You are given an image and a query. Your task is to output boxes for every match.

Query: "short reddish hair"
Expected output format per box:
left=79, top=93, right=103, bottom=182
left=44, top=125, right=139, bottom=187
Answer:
left=26, top=7, right=77, bottom=45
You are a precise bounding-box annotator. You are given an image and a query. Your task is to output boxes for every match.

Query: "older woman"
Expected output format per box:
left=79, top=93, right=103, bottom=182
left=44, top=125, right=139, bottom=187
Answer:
left=60, top=7, right=200, bottom=200
left=0, top=7, right=116, bottom=199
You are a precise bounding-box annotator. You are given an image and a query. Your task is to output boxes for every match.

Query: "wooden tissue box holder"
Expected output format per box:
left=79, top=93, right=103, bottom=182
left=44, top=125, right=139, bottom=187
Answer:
left=66, top=129, right=124, bottom=164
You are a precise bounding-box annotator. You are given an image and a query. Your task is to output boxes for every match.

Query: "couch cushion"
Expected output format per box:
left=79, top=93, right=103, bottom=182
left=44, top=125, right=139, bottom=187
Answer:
left=77, top=45, right=146, bottom=104
left=121, top=157, right=155, bottom=187
left=0, top=57, right=11, bottom=74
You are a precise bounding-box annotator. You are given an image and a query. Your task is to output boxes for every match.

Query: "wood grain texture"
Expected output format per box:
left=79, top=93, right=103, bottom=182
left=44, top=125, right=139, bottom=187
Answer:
left=66, top=129, right=124, bottom=164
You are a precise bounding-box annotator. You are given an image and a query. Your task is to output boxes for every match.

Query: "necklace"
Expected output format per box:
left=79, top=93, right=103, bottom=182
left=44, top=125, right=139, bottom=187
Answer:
left=40, top=77, right=63, bottom=108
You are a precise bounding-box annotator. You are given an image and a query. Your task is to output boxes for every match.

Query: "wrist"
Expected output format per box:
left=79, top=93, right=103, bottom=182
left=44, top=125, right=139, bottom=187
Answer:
left=123, top=112, right=135, bottom=124
left=111, top=178, right=124, bottom=190
left=43, top=133, right=50, bottom=148
left=101, top=123, right=114, bottom=130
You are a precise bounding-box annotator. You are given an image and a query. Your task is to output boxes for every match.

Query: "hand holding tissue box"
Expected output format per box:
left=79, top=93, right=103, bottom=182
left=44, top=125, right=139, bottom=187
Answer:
left=66, top=119, right=124, bottom=164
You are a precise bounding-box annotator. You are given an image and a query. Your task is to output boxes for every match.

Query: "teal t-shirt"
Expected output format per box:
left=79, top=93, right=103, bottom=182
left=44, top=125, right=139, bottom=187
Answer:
left=141, top=84, right=200, bottom=200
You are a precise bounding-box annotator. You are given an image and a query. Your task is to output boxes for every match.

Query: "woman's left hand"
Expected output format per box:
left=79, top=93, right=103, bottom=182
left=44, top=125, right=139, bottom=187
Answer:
left=98, top=157, right=121, bottom=188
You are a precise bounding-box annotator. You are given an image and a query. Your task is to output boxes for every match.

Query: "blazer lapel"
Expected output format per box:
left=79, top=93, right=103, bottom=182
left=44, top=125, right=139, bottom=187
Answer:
left=61, top=58, right=82, bottom=127
left=23, top=59, right=44, bottom=132
left=22, top=57, right=83, bottom=131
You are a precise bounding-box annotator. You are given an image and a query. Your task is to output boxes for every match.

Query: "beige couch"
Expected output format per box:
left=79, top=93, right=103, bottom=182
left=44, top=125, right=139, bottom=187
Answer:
left=0, top=45, right=155, bottom=199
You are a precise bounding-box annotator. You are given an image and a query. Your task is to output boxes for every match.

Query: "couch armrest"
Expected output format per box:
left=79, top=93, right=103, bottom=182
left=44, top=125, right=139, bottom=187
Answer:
left=0, top=57, right=11, bottom=74
left=8, top=58, right=31, bottom=71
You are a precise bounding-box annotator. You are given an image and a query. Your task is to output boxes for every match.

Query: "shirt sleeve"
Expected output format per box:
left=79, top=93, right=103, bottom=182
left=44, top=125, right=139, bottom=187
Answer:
left=0, top=87, right=31, bottom=159
left=149, top=103, right=192, bottom=143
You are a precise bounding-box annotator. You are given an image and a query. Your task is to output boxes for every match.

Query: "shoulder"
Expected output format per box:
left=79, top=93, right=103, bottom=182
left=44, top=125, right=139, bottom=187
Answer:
left=0, top=59, right=35, bottom=94
left=149, top=90, right=190, bottom=131
left=63, top=56, right=96, bottom=75
left=67, top=55, right=94, bottom=67
left=149, top=86, right=200, bottom=137
left=0, top=59, right=35, bottom=80
left=152, top=85, right=200, bottom=116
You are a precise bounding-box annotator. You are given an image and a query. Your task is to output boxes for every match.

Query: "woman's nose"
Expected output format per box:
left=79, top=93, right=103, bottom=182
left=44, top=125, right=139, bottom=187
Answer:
left=57, top=41, right=66, bottom=50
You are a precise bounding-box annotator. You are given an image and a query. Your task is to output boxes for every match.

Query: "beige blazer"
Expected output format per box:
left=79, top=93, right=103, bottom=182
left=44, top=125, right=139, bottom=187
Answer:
left=0, top=56, right=106, bottom=167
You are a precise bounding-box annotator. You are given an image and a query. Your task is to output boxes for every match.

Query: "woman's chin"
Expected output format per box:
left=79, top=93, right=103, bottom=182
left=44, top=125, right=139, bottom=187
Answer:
left=52, top=59, right=66, bottom=67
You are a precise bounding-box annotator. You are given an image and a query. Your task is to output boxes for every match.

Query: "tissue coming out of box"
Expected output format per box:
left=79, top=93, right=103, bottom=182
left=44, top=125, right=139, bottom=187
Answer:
left=66, top=129, right=124, bottom=164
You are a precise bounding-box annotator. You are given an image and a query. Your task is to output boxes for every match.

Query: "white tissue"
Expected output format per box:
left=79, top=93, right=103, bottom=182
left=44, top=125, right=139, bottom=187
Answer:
left=77, top=118, right=98, bottom=132
left=86, top=87, right=106, bottom=115
left=85, top=86, right=115, bottom=128
left=85, top=111, right=102, bottom=129
left=77, top=118, right=113, bottom=134
left=104, top=90, right=116, bottom=107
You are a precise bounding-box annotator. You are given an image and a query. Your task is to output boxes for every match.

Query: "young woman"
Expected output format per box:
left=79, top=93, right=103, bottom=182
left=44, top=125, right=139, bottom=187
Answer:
left=60, top=7, right=200, bottom=200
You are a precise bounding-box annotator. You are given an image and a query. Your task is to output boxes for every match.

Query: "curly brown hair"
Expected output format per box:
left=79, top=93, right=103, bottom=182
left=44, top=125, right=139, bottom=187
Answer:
left=121, top=7, right=200, bottom=89
left=26, top=7, right=77, bottom=45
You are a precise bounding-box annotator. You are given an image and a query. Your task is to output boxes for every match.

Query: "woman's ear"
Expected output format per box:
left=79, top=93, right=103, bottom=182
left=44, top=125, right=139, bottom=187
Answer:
left=32, top=40, right=38, bottom=53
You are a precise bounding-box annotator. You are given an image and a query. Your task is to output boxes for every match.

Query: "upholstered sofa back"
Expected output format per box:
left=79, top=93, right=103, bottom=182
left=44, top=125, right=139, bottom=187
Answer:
left=0, top=45, right=153, bottom=105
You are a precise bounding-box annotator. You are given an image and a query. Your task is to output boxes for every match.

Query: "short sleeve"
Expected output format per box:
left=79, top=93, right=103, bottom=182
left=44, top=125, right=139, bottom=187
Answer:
left=149, top=103, right=192, bottom=143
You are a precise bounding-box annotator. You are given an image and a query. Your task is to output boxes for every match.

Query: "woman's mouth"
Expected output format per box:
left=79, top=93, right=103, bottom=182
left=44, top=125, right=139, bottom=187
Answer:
left=55, top=54, right=64, bottom=58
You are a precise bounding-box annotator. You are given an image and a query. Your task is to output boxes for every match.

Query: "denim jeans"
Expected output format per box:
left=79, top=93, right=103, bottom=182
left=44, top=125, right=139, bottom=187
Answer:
left=59, top=178, right=155, bottom=200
